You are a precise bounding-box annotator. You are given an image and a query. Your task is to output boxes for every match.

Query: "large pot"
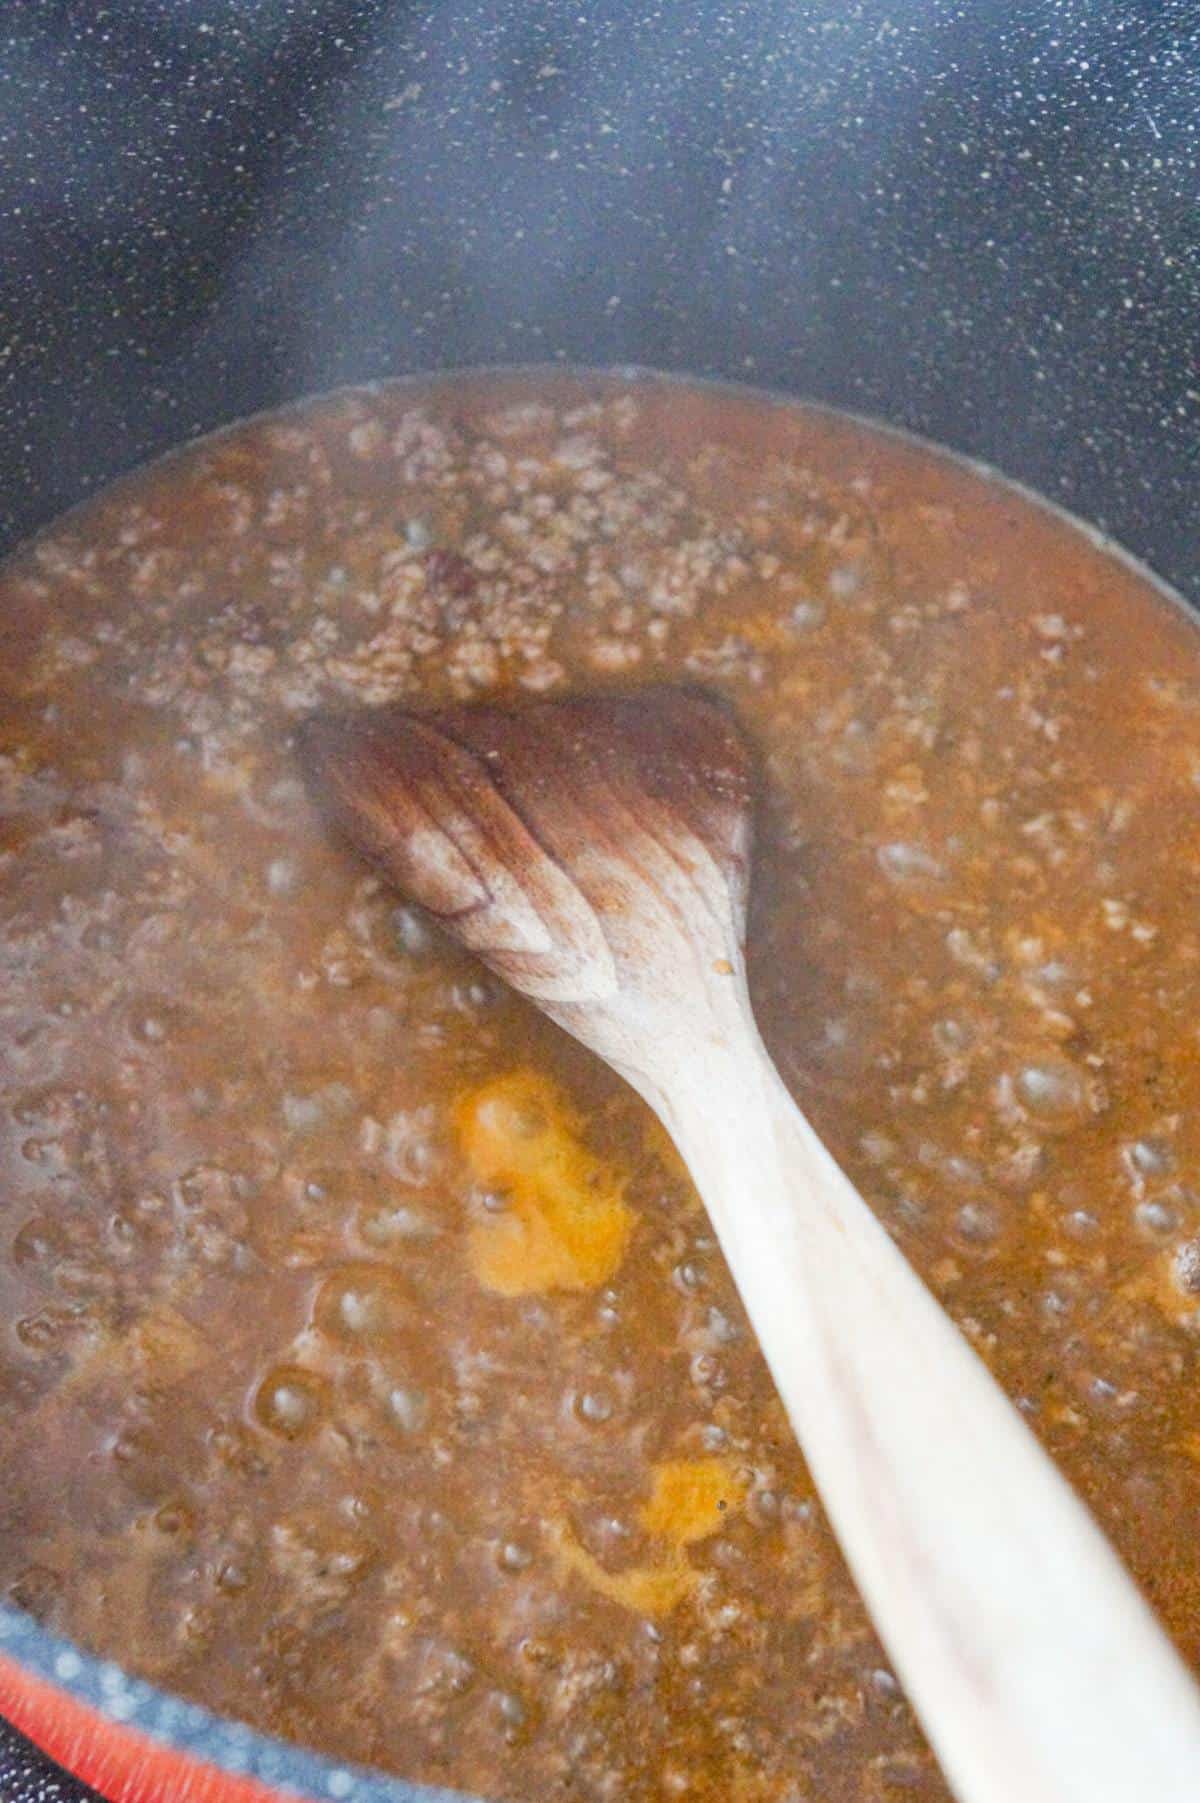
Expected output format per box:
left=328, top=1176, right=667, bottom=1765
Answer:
left=1, top=4, right=1196, bottom=1800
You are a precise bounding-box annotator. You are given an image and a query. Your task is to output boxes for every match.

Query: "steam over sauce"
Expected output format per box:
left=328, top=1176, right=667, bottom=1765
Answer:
left=3, top=372, right=1200, bottom=1802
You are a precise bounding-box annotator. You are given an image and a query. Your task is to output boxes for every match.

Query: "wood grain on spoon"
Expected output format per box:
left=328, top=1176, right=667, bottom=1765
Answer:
left=299, top=685, right=1200, bottom=1803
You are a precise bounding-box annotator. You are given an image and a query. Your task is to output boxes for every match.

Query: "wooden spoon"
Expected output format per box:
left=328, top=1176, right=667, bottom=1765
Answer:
left=300, top=685, right=1200, bottom=1803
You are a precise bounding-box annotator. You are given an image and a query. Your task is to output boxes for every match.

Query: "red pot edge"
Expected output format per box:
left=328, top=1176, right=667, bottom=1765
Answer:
left=0, top=1654, right=286, bottom=1803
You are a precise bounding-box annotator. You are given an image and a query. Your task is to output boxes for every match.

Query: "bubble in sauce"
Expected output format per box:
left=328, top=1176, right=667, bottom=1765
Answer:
left=494, top=1689, right=527, bottom=1729
left=672, top=1260, right=705, bottom=1294
left=107, top=1211, right=138, bottom=1253
left=1137, top=1198, right=1183, bottom=1237
left=748, top=1488, right=780, bottom=1528
left=266, top=857, right=298, bottom=896
left=14, top=1311, right=68, bottom=1353
left=996, top=1056, right=1093, bottom=1131
left=215, top=1559, right=249, bottom=1594
left=11, top=1215, right=68, bottom=1271
left=357, top=1202, right=437, bottom=1247
left=955, top=1202, right=1000, bottom=1246
left=253, top=1364, right=331, bottom=1439
left=789, top=600, right=825, bottom=632
left=1123, top=1137, right=1175, bottom=1179
left=154, top=1501, right=195, bottom=1538
left=477, top=1089, right=549, bottom=1143
left=313, top=1263, right=414, bottom=1346
left=1016, top=1061, right=1085, bottom=1116
left=689, top=1351, right=724, bottom=1390
left=573, top=1388, right=614, bottom=1425
left=1171, top=1239, right=1200, bottom=1297
left=827, top=564, right=863, bottom=598
left=932, top=1016, right=975, bottom=1054
left=390, top=906, right=431, bottom=956
left=877, top=842, right=945, bottom=887
left=383, top=1109, right=440, bottom=1184
left=386, top=1386, right=428, bottom=1433
left=497, top=1541, right=533, bottom=1573
left=283, top=1093, right=325, bottom=1134
left=7, top=1565, right=62, bottom=1621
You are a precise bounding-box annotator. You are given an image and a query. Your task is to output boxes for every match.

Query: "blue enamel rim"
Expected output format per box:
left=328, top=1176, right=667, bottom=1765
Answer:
left=0, top=1602, right=477, bottom=1803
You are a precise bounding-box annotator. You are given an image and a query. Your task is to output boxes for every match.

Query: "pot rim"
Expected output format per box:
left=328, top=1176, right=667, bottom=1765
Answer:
left=5, top=359, right=1194, bottom=619
left=0, top=1601, right=475, bottom=1803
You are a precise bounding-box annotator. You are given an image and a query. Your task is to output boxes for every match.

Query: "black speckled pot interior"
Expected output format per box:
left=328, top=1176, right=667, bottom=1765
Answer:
left=0, top=3, right=1197, bottom=1800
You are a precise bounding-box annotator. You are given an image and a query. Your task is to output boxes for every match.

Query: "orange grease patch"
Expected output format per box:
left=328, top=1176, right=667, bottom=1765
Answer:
left=456, top=1070, right=634, bottom=1295
left=553, top=1457, right=745, bottom=1619
left=639, top=1457, right=746, bottom=1545
left=554, top=1529, right=699, bottom=1616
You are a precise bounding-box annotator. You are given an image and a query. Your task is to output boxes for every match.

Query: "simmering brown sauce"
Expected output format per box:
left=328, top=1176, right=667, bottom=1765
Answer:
left=3, top=372, right=1200, bottom=1802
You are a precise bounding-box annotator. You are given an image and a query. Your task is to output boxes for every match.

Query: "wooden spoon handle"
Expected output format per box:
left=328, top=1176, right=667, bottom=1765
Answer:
left=659, top=1021, right=1200, bottom=1803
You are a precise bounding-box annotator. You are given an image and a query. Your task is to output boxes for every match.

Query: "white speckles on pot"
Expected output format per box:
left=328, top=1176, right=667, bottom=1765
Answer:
left=0, top=3, right=1196, bottom=603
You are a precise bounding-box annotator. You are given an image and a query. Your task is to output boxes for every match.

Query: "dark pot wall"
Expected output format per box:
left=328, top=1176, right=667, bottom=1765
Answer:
left=2, top=0, right=1197, bottom=593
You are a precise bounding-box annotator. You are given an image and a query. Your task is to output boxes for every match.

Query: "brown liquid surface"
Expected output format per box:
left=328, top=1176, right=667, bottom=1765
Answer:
left=3, top=372, right=1200, bottom=1802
